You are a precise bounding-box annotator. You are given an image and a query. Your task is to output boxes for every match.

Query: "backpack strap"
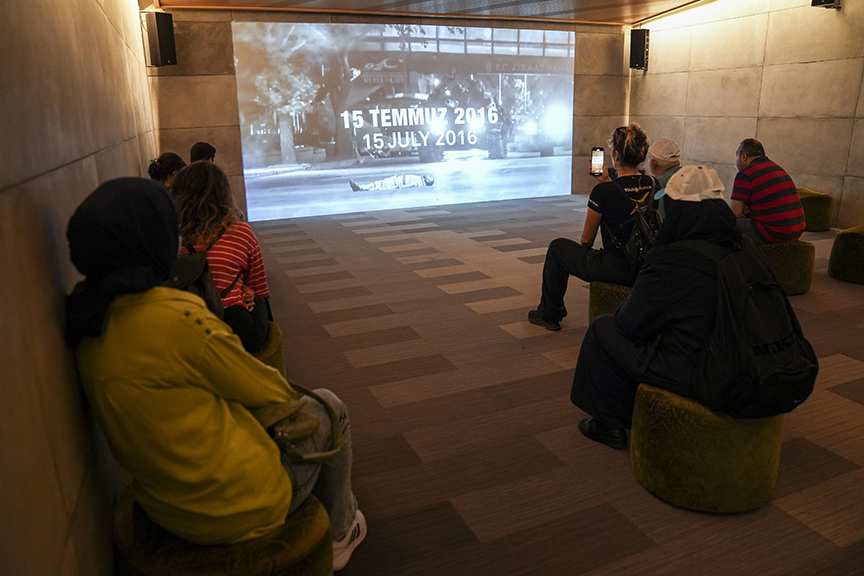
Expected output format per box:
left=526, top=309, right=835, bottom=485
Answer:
left=220, top=270, right=243, bottom=298
left=183, top=225, right=228, bottom=254
left=187, top=225, right=244, bottom=299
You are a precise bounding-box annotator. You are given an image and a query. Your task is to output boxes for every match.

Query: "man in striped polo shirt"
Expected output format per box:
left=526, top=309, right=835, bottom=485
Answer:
left=731, top=138, right=805, bottom=243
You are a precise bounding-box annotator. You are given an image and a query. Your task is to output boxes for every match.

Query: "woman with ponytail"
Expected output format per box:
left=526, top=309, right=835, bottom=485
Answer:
left=147, top=152, right=186, bottom=186
left=529, top=123, right=657, bottom=331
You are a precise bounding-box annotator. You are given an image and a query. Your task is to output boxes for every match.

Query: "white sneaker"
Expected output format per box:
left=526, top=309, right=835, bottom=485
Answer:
left=333, top=509, right=367, bottom=571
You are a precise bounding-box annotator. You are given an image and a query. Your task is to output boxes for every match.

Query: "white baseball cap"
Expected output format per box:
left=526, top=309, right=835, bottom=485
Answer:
left=648, top=138, right=681, bottom=163
left=664, top=165, right=726, bottom=202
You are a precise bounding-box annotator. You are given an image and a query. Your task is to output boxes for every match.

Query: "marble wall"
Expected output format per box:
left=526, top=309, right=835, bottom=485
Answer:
left=634, top=0, right=864, bottom=227
left=148, top=9, right=248, bottom=212
left=572, top=29, right=630, bottom=193
left=0, top=1, right=153, bottom=574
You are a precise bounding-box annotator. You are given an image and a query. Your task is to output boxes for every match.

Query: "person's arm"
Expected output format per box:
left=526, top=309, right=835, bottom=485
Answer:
left=730, top=172, right=752, bottom=218
left=242, top=224, right=270, bottom=299
left=196, top=327, right=297, bottom=408
left=580, top=208, right=603, bottom=248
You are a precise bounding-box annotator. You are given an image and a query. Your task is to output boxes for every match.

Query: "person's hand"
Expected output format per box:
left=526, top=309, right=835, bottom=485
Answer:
left=243, top=286, right=256, bottom=308
left=593, top=167, right=613, bottom=183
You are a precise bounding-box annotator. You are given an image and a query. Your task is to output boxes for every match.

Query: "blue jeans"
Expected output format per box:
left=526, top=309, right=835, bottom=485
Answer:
left=280, top=389, right=357, bottom=540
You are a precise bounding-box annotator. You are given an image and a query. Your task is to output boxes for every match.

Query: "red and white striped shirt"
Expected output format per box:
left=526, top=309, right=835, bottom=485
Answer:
left=182, top=221, right=269, bottom=310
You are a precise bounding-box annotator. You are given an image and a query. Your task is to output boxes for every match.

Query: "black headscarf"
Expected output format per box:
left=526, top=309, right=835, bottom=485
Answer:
left=654, top=198, right=742, bottom=251
left=65, top=178, right=181, bottom=347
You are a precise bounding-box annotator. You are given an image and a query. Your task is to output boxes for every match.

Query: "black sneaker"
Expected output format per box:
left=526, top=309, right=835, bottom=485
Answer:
left=578, top=418, right=627, bottom=450
left=528, top=309, right=561, bottom=331
left=349, top=180, right=361, bottom=192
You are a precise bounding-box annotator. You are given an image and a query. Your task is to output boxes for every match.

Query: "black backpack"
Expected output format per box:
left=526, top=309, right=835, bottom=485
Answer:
left=611, top=179, right=662, bottom=268
left=678, top=238, right=817, bottom=418
left=160, top=228, right=241, bottom=319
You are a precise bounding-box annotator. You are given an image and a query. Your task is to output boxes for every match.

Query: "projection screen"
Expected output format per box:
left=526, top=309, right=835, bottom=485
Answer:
left=232, top=22, right=575, bottom=221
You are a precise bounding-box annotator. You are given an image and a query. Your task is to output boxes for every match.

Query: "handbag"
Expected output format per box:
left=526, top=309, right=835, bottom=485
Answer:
left=251, top=384, right=344, bottom=464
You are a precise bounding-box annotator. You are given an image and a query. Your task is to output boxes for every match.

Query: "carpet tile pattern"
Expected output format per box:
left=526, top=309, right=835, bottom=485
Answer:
left=254, top=196, right=864, bottom=576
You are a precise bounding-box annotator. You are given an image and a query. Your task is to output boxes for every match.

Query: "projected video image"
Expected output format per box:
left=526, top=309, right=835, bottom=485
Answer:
left=232, top=23, right=575, bottom=220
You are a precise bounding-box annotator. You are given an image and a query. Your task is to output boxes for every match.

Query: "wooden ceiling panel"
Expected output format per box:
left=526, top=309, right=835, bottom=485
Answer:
left=155, top=0, right=704, bottom=25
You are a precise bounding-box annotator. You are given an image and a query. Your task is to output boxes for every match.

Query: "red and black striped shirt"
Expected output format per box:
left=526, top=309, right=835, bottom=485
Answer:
left=731, top=157, right=805, bottom=243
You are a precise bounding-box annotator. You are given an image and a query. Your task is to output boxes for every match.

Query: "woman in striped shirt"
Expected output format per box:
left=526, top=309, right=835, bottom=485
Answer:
left=171, top=162, right=271, bottom=353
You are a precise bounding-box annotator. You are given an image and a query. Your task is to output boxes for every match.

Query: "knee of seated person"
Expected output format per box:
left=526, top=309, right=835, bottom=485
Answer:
left=549, top=237, right=573, bottom=251
left=310, top=388, right=348, bottom=419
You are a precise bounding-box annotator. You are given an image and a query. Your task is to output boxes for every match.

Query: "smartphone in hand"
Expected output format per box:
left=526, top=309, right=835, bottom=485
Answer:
left=589, top=147, right=604, bottom=176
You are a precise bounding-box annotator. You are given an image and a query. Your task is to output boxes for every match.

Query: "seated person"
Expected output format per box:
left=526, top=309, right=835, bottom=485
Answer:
left=570, top=165, right=741, bottom=449
left=65, top=178, right=366, bottom=569
left=191, top=141, right=216, bottom=163
left=732, top=138, right=805, bottom=243
left=170, top=162, right=271, bottom=354
left=647, top=138, right=682, bottom=218
left=528, top=123, right=657, bottom=331
left=147, top=152, right=186, bottom=187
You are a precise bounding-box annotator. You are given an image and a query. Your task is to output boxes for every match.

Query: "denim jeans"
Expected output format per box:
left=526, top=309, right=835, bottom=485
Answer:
left=280, top=388, right=357, bottom=540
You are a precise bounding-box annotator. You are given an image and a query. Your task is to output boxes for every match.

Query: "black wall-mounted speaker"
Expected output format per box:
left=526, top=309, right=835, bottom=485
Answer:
left=145, top=12, right=177, bottom=67
left=630, top=29, right=649, bottom=70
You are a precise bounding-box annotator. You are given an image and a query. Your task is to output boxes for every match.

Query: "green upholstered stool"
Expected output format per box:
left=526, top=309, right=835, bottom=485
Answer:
left=758, top=240, right=815, bottom=295
left=798, top=188, right=833, bottom=232
left=828, top=226, right=864, bottom=285
left=630, top=384, right=783, bottom=514
left=114, top=485, right=333, bottom=576
left=256, top=322, right=286, bottom=378
left=588, top=282, right=631, bottom=323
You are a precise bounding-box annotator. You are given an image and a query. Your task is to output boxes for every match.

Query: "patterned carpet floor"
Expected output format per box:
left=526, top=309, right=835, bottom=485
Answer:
left=254, top=195, right=864, bottom=576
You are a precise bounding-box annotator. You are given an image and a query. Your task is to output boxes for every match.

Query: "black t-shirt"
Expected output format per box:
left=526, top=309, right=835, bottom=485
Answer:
left=587, top=174, right=657, bottom=254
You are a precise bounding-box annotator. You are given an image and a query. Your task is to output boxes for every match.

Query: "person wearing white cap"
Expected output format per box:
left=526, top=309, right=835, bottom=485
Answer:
left=647, top=138, right=682, bottom=218
left=647, top=138, right=681, bottom=191
left=571, top=165, right=743, bottom=450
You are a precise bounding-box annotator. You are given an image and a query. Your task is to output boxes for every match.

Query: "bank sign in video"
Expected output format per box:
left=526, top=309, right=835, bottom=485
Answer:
left=232, top=22, right=575, bottom=220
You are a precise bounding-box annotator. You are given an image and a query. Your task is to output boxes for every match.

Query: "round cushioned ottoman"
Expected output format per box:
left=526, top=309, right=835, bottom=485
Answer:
left=113, top=486, right=333, bottom=576
left=758, top=240, right=815, bottom=295
left=797, top=188, right=833, bottom=232
left=828, top=226, right=864, bottom=285
left=588, top=282, right=631, bottom=323
left=630, top=384, right=783, bottom=514
left=256, top=322, right=286, bottom=378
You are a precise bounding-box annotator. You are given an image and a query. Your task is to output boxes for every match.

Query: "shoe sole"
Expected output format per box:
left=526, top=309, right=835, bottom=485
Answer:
left=528, top=315, right=561, bottom=331
left=578, top=419, right=627, bottom=450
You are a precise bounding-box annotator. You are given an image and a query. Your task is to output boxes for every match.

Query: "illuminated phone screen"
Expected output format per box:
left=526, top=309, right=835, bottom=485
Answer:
left=590, top=148, right=604, bottom=176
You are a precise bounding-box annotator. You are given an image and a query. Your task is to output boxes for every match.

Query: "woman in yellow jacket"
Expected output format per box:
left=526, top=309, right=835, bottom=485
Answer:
left=65, top=178, right=365, bottom=570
